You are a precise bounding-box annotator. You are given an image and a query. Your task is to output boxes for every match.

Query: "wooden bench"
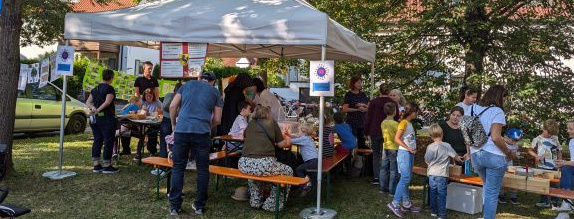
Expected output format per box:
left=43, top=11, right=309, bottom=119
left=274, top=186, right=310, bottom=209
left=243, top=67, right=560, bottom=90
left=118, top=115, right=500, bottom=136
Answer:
left=209, top=165, right=309, bottom=219
left=412, top=166, right=574, bottom=205
left=306, top=150, right=350, bottom=204
left=141, top=151, right=241, bottom=199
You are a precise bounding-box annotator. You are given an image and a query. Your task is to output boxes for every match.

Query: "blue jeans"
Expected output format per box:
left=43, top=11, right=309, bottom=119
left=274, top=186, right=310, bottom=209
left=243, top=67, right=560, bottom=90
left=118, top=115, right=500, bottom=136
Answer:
left=471, top=150, right=507, bottom=219
left=393, top=149, right=414, bottom=206
left=371, top=137, right=383, bottom=180
left=560, top=166, right=574, bottom=190
left=90, top=116, right=117, bottom=164
left=429, top=176, right=448, bottom=218
left=380, top=149, right=398, bottom=195
left=169, top=132, right=211, bottom=211
left=159, top=118, right=172, bottom=158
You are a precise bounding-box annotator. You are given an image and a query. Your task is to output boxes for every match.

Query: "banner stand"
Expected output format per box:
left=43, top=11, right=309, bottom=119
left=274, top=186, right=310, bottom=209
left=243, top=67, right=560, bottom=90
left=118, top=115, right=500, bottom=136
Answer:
left=299, top=45, right=336, bottom=219
left=43, top=42, right=77, bottom=180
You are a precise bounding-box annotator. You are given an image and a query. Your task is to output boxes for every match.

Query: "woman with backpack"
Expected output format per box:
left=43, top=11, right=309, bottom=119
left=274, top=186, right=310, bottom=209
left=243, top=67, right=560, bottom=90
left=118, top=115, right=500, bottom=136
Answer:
left=464, top=85, right=515, bottom=219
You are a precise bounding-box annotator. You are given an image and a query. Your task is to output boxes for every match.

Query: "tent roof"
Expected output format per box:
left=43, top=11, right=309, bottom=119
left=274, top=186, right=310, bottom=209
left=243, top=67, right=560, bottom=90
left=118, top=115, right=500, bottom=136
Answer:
left=64, top=0, right=376, bottom=62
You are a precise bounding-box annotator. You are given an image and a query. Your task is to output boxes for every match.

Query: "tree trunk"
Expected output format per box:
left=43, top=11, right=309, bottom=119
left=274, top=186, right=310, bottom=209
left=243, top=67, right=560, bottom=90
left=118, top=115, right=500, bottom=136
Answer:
left=463, top=4, right=489, bottom=96
left=0, top=0, right=22, bottom=175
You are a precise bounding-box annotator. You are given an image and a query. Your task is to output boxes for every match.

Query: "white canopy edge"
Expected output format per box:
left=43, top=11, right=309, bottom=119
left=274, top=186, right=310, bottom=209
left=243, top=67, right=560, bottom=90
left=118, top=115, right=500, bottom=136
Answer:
left=64, top=0, right=376, bottom=62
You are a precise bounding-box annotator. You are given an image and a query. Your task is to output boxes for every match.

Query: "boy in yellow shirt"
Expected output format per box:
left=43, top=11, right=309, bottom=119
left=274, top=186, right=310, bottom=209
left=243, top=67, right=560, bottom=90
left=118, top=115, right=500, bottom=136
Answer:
left=380, top=102, right=399, bottom=197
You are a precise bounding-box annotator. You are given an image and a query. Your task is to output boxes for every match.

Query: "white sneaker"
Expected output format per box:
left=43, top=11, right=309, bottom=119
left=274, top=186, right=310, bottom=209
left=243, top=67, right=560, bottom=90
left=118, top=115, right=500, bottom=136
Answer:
left=186, top=161, right=197, bottom=170
left=150, top=168, right=166, bottom=177
left=553, top=200, right=574, bottom=212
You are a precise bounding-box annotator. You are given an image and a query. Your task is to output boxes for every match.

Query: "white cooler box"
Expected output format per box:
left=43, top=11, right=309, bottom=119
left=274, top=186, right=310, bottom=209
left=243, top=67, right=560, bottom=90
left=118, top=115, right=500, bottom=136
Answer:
left=446, top=182, right=482, bottom=214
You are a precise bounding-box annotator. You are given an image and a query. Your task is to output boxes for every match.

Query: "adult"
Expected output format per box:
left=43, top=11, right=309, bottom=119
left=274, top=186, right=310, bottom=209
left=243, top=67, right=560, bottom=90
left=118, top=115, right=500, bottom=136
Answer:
left=201, top=71, right=217, bottom=86
left=389, top=89, right=407, bottom=114
left=455, top=86, right=479, bottom=116
left=86, top=69, right=119, bottom=173
left=364, top=83, right=399, bottom=184
left=342, top=76, right=369, bottom=149
left=168, top=79, right=222, bottom=216
left=253, top=78, right=282, bottom=121
left=159, top=83, right=182, bottom=158
left=238, top=105, right=293, bottom=211
left=138, top=88, right=163, bottom=159
left=469, top=85, right=513, bottom=219
left=439, top=106, right=469, bottom=161
left=218, top=73, right=255, bottom=136
left=134, top=61, right=159, bottom=100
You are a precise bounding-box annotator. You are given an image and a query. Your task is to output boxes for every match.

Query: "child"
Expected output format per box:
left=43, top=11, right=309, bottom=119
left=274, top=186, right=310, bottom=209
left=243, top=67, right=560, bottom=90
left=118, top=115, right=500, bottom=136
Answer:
left=116, top=96, right=141, bottom=156
left=322, top=111, right=335, bottom=157
left=387, top=102, right=422, bottom=217
left=120, top=96, right=141, bottom=115
left=333, top=112, right=357, bottom=153
left=380, top=102, right=399, bottom=196
left=226, top=101, right=251, bottom=152
left=498, top=128, right=523, bottom=205
left=568, top=120, right=574, bottom=162
left=290, top=123, right=318, bottom=197
left=529, top=119, right=562, bottom=208
left=424, top=124, right=462, bottom=219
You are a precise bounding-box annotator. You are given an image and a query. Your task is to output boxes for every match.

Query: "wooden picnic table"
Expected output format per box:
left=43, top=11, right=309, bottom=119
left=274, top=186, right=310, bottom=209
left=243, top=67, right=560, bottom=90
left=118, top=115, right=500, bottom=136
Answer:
left=117, top=116, right=162, bottom=165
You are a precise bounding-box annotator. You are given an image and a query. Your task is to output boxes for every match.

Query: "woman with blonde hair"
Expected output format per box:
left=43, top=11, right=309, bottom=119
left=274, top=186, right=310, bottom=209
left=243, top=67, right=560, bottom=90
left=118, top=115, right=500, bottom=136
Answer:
left=238, top=104, right=293, bottom=211
left=389, top=89, right=407, bottom=113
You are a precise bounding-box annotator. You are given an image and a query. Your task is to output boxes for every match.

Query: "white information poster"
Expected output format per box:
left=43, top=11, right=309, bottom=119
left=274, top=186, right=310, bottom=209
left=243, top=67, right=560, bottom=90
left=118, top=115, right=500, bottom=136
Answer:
left=186, top=59, right=205, bottom=78
left=309, top=60, right=335, bottom=97
left=161, top=43, right=183, bottom=60
left=49, top=53, right=59, bottom=82
left=160, top=60, right=184, bottom=78
left=56, top=45, right=75, bottom=76
left=188, top=43, right=207, bottom=58
left=39, top=59, right=50, bottom=88
left=28, top=63, right=40, bottom=84
left=18, top=64, right=28, bottom=91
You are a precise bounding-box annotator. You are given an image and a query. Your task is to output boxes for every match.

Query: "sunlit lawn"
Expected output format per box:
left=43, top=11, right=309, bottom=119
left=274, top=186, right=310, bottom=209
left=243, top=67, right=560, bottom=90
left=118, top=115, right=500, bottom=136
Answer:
left=0, top=133, right=564, bottom=218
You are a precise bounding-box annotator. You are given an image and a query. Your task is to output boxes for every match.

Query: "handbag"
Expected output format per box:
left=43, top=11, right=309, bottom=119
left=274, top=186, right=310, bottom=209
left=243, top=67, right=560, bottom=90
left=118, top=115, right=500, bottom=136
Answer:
left=255, top=120, right=297, bottom=168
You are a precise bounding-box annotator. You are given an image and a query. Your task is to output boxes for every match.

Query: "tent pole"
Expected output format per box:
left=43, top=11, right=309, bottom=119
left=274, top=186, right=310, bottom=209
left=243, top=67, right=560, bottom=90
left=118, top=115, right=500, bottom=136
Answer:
left=315, top=45, right=326, bottom=215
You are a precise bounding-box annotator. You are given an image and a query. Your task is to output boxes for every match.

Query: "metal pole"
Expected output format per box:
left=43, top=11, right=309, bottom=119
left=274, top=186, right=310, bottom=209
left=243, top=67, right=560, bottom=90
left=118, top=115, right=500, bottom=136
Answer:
left=58, top=75, right=67, bottom=174
left=315, top=45, right=326, bottom=214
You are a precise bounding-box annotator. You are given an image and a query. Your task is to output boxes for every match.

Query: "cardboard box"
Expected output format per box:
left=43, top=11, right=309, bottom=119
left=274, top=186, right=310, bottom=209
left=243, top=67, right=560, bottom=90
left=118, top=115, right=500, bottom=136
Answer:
left=446, top=183, right=482, bottom=214
left=503, top=173, right=550, bottom=194
left=449, top=165, right=462, bottom=176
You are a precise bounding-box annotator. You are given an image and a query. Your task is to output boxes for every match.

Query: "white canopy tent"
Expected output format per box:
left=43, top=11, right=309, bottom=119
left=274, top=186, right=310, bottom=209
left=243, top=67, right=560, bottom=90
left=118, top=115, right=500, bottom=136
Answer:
left=64, top=0, right=376, bottom=216
left=65, top=0, right=375, bottom=63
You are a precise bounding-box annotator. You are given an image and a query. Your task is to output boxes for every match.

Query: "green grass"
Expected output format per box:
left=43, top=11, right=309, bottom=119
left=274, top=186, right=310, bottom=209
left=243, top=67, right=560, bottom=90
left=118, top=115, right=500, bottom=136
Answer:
left=1, top=133, right=564, bottom=218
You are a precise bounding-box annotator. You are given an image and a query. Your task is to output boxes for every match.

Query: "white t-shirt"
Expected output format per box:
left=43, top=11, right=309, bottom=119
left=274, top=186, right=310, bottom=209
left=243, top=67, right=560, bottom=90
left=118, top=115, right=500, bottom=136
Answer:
left=531, top=135, right=561, bottom=170
left=469, top=104, right=506, bottom=156
left=570, top=139, right=574, bottom=162
left=455, top=102, right=472, bottom=116
left=505, top=142, right=519, bottom=166
left=397, top=120, right=416, bottom=151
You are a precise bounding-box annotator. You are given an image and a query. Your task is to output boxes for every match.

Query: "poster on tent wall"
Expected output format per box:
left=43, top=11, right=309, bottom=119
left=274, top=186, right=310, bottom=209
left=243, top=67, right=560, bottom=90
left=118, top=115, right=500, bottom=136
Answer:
left=82, top=64, right=102, bottom=93
left=159, top=79, right=180, bottom=97
left=160, top=42, right=207, bottom=78
left=49, top=53, right=60, bottom=82
left=39, top=59, right=50, bottom=88
left=18, top=65, right=28, bottom=91
left=309, top=60, right=335, bottom=97
left=27, top=63, right=40, bottom=84
left=82, top=65, right=139, bottom=100
left=56, top=45, right=74, bottom=76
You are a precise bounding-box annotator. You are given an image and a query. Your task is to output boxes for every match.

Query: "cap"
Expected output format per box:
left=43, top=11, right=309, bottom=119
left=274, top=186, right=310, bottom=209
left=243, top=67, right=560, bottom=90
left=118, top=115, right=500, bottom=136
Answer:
left=506, top=128, right=523, bottom=141
left=201, top=71, right=216, bottom=81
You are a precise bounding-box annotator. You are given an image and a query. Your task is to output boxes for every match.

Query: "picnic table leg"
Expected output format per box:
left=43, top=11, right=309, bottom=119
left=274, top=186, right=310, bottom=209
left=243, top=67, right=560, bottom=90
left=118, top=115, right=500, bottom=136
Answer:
left=327, top=172, right=331, bottom=205
left=215, top=174, right=220, bottom=191
left=275, top=183, right=280, bottom=219
left=155, top=165, right=160, bottom=200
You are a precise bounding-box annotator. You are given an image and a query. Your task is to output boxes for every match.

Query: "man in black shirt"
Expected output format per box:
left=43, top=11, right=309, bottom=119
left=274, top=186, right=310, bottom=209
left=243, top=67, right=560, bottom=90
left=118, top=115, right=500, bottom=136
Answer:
left=134, top=61, right=159, bottom=100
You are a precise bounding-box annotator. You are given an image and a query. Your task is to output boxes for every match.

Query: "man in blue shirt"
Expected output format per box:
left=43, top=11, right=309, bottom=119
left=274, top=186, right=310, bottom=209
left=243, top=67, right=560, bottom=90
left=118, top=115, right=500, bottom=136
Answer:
left=168, top=76, right=223, bottom=216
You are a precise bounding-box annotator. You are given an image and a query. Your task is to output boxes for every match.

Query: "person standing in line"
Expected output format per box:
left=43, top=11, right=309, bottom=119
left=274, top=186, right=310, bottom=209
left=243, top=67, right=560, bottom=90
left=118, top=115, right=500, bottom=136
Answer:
left=468, top=85, right=513, bottom=219
left=455, top=86, right=479, bottom=116
left=364, top=83, right=399, bottom=185
left=389, top=89, right=407, bottom=115
left=168, top=79, right=223, bottom=216
left=86, top=69, right=119, bottom=174
left=342, top=76, right=369, bottom=149
left=134, top=61, right=159, bottom=100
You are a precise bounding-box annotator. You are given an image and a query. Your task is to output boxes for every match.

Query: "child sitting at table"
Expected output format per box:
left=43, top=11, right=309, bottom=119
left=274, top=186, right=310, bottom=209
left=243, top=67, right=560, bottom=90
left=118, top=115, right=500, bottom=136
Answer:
left=290, top=123, right=317, bottom=197
left=499, top=128, right=523, bottom=205
left=115, top=96, right=142, bottom=156
left=333, top=112, right=357, bottom=153
left=529, top=119, right=562, bottom=208
left=321, top=111, right=335, bottom=157
left=225, top=101, right=251, bottom=152
left=424, top=124, right=462, bottom=219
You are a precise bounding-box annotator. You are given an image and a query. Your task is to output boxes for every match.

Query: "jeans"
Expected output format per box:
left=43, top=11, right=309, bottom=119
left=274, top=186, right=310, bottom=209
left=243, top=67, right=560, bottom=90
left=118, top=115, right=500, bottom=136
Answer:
left=169, top=132, right=211, bottom=211
left=91, top=116, right=117, bottom=164
left=370, top=137, right=383, bottom=180
left=471, top=150, right=507, bottom=219
left=560, top=166, right=574, bottom=190
left=146, top=130, right=158, bottom=155
left=393, top=149, right=414, bottom=206
left=380, top=149, right=398, bottom=195
left=429, top=176, right=448, bottom=218
left=295, top=158, right=318, bottom=178
left=159, top=118, right=172, bottom=158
